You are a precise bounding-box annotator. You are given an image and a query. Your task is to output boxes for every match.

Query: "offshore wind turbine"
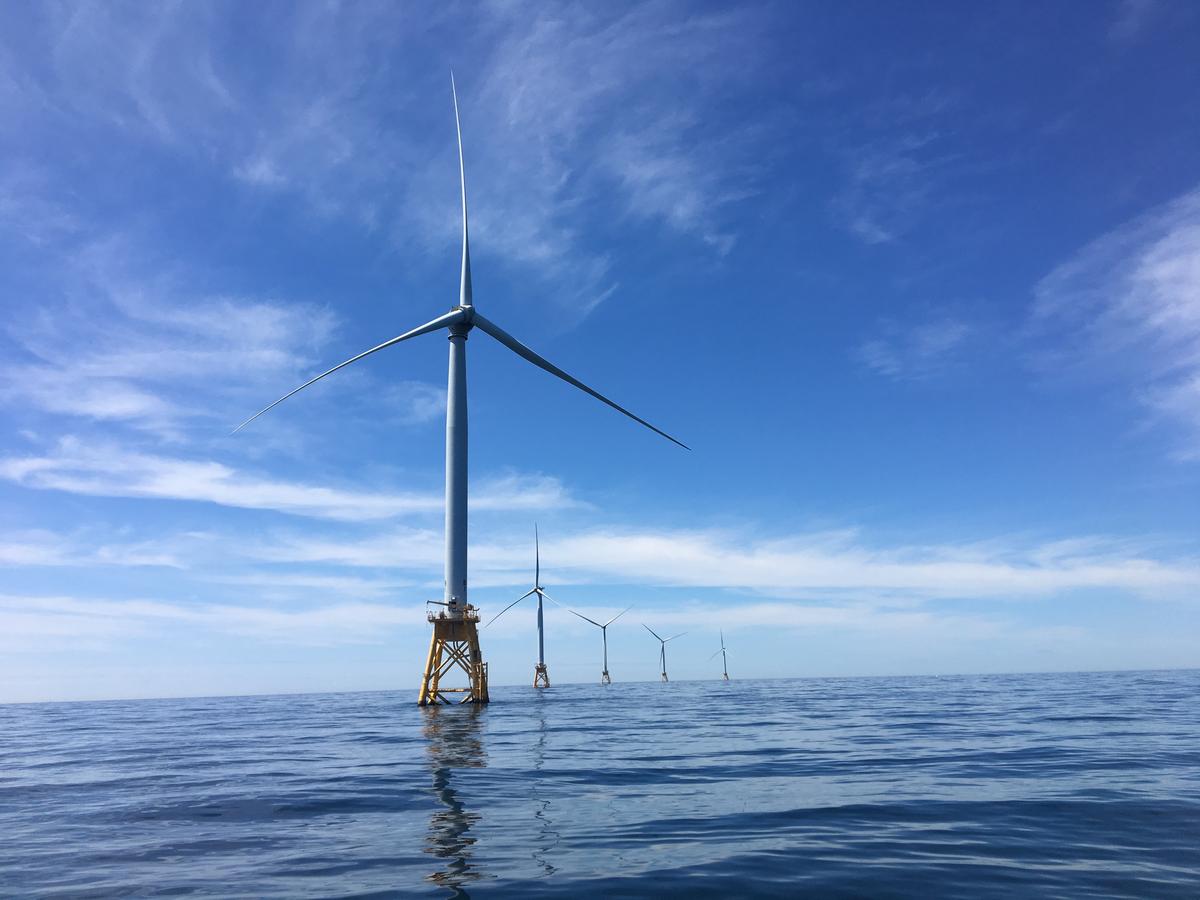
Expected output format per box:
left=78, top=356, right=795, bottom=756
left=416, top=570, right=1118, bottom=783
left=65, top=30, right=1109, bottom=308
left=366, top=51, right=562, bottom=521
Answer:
left=710, top=629, right=730, bottom=680
left=486, top=525, right=557, bottom=688
left=235, top=75, right=686, bottom=705
left=563, top=604, right=631, bottom=684
left=643, top=625, right=685, bottom=683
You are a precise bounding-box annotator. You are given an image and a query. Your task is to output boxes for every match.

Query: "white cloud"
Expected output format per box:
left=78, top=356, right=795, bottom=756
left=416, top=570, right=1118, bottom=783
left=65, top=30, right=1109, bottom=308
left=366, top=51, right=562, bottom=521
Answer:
left=536, top=528, right=1197, bottom=599
left=0, top=437, right=577, bottom=520
left=0, top=228, right=339, bottom=437
left=0, top=593, right=421, bottom=650
left=473, top=4, right=760, bottom=257
left=0, top=529, right=181, bottom=568
left=206, top=572, right=417, bottom=599
left=855, top=317, right=972, bottom=380
left=382, top=380, right=447, bottom=426
left=0, top=165, right=82, bottom=246
left=1109, top=0, right=1161, bottom=43
left=241, top=523, right=1200, bottom=602
left=7, top=3, right=765, bottom=315
left=1032, top=185, right=1200, bottom=458
left=832, top=134, right=946, bottom=245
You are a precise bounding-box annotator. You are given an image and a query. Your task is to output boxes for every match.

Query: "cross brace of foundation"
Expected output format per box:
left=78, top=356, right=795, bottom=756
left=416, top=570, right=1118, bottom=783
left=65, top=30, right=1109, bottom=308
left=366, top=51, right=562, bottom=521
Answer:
left=418, top=608, right=489, bottom=705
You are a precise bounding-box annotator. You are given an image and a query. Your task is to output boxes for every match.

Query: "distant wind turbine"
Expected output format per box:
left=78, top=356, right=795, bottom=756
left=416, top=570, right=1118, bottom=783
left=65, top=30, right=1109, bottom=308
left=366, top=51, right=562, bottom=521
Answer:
left=486, top=525, right=556, bottom=688
left=234, top=74, right=686, bottom=705
left=562, top=604, right=632, bottom=684
left=643, top=625, right=685, bottom=683
left=710, top=629, right=730, bottom=680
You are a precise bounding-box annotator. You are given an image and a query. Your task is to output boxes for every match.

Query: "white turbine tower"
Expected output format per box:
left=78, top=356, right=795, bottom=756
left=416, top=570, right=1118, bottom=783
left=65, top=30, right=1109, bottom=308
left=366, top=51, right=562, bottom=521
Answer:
left=644, top=625, right=685, bottom=683
left=710, top=629, right=730, bottom=681
left=563, top=604, right=632, bottom=685
left=486, top=525, right=559, bottom=688
left=235, top=75, right=686, bottom=705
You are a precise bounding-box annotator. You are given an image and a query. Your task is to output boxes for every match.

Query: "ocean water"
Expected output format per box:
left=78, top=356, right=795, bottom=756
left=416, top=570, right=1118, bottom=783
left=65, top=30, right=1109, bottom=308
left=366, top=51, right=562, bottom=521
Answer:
left=2, top=670, right=1198, bottom=898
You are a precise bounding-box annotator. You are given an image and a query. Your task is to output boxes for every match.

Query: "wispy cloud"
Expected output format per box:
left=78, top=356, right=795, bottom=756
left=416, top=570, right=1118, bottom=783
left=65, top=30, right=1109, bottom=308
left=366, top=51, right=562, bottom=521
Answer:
left=11, top=513, right=1186, bottom=607
left=0, top=165, right=82, bottom=246
left=0, top=227, right=339, bottom=437
left=1109, top=0, right=1161, bottom=43
left=0, top=438, right=578, bottom=520
left=855, top=316, right=972, bottom=380
left=4, top=2, right=767, bottom=316
left=833, top=135, right=937, bottom=244
left=382, top=381, right=447, bottom=426
left=533, top=528, right=1198, bottom=600
left=1031, top=185, right=1200, bottom=459
left=0, top=593, right=421, bottom=651
left=0, top=529, right=179, bottom=568
left=476, top=3, right=761, bottom=254
left=239, top=524, right=1199, bottom=603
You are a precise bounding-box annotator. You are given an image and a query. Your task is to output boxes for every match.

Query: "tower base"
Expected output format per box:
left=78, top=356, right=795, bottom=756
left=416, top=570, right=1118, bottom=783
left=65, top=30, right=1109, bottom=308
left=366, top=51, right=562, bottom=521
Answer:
left=723, top=673, right=730, bottom=681
left=601, top=670, right=611, bottom=685
left=661, top=671, right=669, bottom=683
left=418, top=606, right=489, bottom=705
left=533, top=663, right=550, bottom=688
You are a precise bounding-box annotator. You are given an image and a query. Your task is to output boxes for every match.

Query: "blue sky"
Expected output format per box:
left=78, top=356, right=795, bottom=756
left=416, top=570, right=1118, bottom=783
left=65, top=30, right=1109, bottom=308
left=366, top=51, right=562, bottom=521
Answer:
left=2, top=1, right=1198, bottom=702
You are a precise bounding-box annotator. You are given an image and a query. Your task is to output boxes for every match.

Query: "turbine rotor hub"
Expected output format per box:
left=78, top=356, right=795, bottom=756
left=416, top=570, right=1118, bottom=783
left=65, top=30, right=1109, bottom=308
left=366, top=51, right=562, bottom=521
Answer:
left=448, top=305, right=475, bottom=336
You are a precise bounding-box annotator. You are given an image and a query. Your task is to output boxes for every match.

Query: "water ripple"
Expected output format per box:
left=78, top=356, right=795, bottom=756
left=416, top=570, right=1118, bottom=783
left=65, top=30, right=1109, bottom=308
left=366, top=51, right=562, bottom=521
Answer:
left=1, top=671, right=1199, bottom=897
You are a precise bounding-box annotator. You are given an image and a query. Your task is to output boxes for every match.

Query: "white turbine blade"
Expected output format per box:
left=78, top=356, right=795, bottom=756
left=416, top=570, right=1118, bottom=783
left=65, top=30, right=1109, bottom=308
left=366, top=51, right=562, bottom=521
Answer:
left=450, top=71, right=472, bottom=308
left=709, top=648, right=723, bottom=660
left=665, top=632, right=686, bottom=643
left=603, top=606, right=632, bottom=628
left=233, top=308, right=465, bottom=433
left=484, top=589, right=536, bottom=628
left=564, top=607, right=603, bottom=628
left=473, top=313, right=688, bottom=450
left=534, top=523, right=540, bottom=587
left=537, top=588, right=566, bottom=609
left=643, top=623, right=665, bottom=642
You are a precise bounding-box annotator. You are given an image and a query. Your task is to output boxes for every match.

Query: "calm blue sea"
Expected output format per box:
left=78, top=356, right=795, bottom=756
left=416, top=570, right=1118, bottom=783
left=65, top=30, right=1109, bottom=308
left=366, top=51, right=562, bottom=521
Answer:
left=2, top=670, right=1199, bottom=898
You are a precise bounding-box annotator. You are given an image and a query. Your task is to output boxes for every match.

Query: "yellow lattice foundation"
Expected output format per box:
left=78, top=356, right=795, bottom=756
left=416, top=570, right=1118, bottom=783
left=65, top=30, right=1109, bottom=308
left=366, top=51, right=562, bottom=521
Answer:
left=418, top=606, right=489, bottom=705
left=533, top=663, right=550, bottom=688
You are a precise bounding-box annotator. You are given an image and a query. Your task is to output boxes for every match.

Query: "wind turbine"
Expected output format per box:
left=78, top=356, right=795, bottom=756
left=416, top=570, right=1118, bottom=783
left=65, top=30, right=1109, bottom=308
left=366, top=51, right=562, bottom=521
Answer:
left=710, top=629, right=730, bottom=680
left=562, top=604, right=632, bottom=684
left=486, top=525, right=557, bottom=688
left=235, top=75, right=686, bottom=705
left=643, top=625, right=685, bottom=683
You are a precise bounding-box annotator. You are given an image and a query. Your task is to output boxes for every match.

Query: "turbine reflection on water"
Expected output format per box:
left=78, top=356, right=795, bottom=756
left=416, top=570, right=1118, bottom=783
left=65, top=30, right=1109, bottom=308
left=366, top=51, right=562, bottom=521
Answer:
left=422, top=706, right=486, bottom=895
left=530, top=702, right=561, bottom=877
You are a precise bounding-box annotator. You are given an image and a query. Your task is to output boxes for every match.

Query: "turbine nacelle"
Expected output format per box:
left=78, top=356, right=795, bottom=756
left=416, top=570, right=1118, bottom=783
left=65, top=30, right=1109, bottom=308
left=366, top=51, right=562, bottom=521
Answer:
left=448, top=304, right=476, bottom=333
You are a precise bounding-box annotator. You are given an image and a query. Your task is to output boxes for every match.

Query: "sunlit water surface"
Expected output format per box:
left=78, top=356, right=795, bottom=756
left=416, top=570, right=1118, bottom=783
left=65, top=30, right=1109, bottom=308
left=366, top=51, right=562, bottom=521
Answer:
left=3, top=670, right=1199, bottom=897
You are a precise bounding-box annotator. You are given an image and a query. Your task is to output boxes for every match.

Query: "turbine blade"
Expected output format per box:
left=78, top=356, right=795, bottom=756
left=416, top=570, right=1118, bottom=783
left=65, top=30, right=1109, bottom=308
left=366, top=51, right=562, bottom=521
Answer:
left=564, top=607, right=603, bottom=628
left=233, top=308, right=465, bottom=433
left=643, top=623, right=665, bottom=642
left=450, top=71, right=472, bottom=308
left=537, top=588, right=564, bottom=609
left=473, top=313, right=688, bottom=449
left=534, top=523, right=539, bottom=587
left=709, top=649, right=723, bottom=660
left=484, top=589, right=536, bottom=628
left=603, top=606, right=633, bottom=628
left=665, top=632, right=686, bottom=643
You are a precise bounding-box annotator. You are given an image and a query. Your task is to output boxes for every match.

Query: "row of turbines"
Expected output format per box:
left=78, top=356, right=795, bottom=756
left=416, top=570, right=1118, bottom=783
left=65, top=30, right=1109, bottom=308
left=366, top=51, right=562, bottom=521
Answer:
left=487, top=528, right=730, bottom=686
left=237, top=77, right=694, bottom=704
